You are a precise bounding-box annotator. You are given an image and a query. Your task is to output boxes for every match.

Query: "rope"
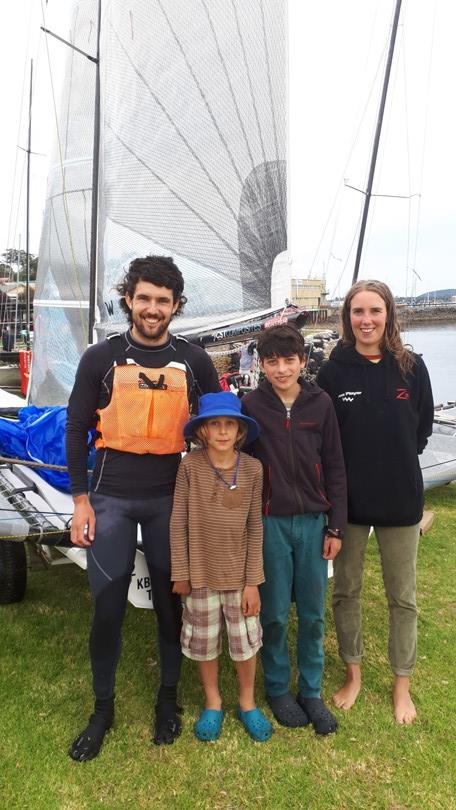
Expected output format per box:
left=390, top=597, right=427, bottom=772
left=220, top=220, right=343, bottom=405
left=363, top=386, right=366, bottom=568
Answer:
left=0, top=506, right=72, bottom=519
left=0, top=456, right=67, bottom=471
left=207, top=345, right=244, bottom=358
left=421, top=457, right=456, bottom=471
left=0, top=527, right=70, bottom=543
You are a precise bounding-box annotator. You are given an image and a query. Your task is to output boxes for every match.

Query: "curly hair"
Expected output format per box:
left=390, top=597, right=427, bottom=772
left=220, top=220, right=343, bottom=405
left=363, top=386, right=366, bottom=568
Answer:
left=341, top=279, right=415, bottom=377
left=116, top=255, right=187, bottom=325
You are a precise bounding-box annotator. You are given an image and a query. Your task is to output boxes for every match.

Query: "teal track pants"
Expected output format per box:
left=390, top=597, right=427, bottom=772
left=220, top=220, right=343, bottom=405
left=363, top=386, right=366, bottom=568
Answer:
left=260, top=513, right=327, bottom=698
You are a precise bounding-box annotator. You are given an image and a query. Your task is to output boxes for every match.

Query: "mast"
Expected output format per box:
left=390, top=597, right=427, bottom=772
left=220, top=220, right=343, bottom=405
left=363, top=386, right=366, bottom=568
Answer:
left=25, top=60, right=33, bottom=350
left=88, top=0, right=102, bottom=345
left=352, top=0, right=402, bottom=284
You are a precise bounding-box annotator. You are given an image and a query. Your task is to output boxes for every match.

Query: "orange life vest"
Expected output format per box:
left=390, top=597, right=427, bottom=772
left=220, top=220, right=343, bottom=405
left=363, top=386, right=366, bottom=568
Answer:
left=95, top=335, right=189, bottom=455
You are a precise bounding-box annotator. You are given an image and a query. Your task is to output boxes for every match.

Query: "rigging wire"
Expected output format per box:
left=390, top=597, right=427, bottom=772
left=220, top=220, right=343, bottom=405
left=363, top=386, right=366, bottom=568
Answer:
left=0, top=528, right=71, bottom=543
left=328, top=3, right=435, bottom=300
left=2, top=2, right=43, bottom=335
left=406, top=3, right=437, bottom=302
left=0, top=506, right=72, bottom=519
left=401, top=16, right=413, bottom=301
left=310, top=39, right=389, bottom=294
left=356, top=18, right=405, bottom=285
left=7, top=3, right=49, bottom=261
left=5, top=15, right=32, bottom=253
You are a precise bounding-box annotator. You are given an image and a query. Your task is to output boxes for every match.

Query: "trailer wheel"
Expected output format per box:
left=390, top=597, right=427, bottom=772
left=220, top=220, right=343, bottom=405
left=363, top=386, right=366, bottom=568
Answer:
left=0, top=540, right=27, bottom=604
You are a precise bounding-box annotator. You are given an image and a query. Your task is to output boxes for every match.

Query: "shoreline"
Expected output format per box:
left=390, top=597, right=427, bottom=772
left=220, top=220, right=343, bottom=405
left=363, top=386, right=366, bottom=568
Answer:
left=324, top=305, right=456, bottom=328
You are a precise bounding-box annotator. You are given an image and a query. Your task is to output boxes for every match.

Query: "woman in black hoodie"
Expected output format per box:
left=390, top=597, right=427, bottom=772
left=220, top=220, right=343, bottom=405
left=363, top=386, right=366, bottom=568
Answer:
left=317, top=280, right=434, bottom=725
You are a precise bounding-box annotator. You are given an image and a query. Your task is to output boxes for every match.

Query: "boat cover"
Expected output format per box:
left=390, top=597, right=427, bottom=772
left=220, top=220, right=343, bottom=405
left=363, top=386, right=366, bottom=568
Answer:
left=0, top=406, right=94, bottom=492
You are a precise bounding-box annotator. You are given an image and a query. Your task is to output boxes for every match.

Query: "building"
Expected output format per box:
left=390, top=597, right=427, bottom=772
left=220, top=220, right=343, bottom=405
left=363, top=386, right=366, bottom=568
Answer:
left=0, top=281, right=35, bottom=336
left=290, top=278, right=327, bottom=309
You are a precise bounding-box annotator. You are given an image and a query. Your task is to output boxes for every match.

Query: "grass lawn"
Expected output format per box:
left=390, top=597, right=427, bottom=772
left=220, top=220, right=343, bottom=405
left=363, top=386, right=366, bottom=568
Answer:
left=1, top=484, right=455, bottom=810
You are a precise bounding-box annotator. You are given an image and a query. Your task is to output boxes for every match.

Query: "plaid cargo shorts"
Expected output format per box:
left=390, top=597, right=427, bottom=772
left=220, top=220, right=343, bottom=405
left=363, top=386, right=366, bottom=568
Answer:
left=181, top=586, right=262, bottom=662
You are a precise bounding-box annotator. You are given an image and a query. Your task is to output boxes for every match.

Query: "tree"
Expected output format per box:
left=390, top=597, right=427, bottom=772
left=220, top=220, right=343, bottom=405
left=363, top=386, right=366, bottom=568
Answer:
left=0, top=249, right=38, bottom=282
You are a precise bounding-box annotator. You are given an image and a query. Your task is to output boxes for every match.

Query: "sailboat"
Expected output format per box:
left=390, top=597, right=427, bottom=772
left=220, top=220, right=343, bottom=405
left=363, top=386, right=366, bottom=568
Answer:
left=1, top=0, right=289, bottom=603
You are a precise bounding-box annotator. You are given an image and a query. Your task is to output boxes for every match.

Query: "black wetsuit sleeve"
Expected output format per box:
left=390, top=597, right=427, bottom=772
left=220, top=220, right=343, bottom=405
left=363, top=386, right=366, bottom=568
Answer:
left=66, top=344, right=111, bottom=495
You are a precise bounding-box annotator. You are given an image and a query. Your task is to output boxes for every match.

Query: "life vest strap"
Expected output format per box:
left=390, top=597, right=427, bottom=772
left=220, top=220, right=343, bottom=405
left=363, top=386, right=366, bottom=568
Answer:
left=106, top=332, right=187, bottom=368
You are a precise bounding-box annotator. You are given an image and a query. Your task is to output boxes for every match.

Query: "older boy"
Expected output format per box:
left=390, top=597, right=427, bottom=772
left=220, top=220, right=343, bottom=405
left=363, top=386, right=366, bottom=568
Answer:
left=242, top=325, right=347, bottom=734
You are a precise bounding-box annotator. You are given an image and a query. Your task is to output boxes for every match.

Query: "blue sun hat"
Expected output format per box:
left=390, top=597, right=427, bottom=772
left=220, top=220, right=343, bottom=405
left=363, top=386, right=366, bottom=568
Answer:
left=184, top=392, right=260, bottom=445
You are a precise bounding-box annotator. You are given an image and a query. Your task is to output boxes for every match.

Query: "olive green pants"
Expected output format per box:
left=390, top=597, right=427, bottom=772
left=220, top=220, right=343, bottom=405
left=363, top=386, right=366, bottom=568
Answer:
left=332, top=522, right=420, bottom=677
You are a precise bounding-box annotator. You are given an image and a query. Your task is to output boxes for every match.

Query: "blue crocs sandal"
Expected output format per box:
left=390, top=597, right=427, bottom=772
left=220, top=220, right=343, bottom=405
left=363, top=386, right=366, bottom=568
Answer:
left=194, top=709, right=224, bottom=741
left=237, top=707, right=273, bottom=742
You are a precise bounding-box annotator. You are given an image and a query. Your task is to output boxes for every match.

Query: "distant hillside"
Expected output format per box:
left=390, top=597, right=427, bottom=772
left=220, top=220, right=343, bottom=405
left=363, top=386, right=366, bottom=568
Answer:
left=415, top=289, right=456, bottom=301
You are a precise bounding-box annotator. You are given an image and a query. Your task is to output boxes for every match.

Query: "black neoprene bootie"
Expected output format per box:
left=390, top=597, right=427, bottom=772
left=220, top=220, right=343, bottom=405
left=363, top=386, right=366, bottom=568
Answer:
left=69, top=697, right=115, bottom=762
left=296, top=695, right=337, bottom=735
left=153, top=685, right=182, bottom=745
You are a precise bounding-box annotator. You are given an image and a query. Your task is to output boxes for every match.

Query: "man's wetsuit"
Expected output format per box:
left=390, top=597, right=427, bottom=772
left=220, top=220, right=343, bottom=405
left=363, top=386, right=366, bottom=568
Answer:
left=66, top=330, right=219, bottom=749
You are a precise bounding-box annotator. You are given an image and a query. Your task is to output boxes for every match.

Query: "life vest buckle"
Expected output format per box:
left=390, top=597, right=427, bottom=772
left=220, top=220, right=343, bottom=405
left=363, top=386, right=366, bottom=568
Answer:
left=138, top=372, right=168, bottom=390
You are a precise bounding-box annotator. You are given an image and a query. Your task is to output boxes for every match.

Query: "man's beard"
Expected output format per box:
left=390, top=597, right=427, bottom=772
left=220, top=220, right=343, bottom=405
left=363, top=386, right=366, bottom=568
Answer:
left=132, top=312, right=171, bottom=343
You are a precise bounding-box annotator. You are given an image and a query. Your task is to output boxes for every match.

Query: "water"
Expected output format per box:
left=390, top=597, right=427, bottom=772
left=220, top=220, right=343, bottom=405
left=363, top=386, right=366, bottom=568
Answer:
left=401, top=322, right=456, bottom=405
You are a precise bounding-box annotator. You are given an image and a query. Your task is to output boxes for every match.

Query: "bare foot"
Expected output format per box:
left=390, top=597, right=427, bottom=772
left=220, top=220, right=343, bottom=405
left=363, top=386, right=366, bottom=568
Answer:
left=393, top=676, right=417, bottom=724
left=333, top=663, right=361, bottom=710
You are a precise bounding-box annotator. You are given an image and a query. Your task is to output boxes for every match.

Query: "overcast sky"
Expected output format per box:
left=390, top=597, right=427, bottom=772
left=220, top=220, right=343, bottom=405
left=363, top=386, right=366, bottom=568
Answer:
left=0, top=0, right=69, bottom=261
left=1, top=0, right=455, bottom=298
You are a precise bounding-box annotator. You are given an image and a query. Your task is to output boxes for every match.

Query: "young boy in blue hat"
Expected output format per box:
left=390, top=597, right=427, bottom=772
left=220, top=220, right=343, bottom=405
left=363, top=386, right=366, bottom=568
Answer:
left=170, top=391, right=272, bottom=742
left=242, top=325, right=347, bottom=735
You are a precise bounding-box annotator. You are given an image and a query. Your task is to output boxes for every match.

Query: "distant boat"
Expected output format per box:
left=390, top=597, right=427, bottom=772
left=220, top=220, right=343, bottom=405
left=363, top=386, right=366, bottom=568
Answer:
left=420, top=405, right=456, bottom=490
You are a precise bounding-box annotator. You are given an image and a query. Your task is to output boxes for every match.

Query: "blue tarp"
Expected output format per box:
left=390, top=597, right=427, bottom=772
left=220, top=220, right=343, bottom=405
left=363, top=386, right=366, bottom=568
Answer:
left=0, top=405, right=94, bottom=492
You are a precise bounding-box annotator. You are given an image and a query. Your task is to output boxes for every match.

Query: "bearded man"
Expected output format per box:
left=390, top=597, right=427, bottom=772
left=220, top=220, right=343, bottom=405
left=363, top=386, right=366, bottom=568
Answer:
left=66, top=255, right=219, bottom=760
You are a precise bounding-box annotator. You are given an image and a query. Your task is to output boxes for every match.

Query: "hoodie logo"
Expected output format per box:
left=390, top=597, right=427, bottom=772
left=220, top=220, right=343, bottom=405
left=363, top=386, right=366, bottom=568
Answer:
left=338, top=390, right=362, bottom=403
left=396, top=388, right=410, bottom=400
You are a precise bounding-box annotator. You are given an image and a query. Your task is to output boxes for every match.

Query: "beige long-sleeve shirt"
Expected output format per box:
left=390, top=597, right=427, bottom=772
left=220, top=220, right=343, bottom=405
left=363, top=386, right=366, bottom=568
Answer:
left=170, top=449, right=264, bottom=590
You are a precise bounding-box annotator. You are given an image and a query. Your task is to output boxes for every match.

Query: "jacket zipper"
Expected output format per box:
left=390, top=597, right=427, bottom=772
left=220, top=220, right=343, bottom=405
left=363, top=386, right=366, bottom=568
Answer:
left=285, top=404, right=305, bottom=514
left=315, top=462, right=330, bottom=506
left=264, top=464, right=273, bottom=516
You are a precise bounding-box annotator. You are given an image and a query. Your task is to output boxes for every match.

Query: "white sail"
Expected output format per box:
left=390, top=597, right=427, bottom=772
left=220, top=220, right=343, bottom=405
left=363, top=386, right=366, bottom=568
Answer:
left=31, top=0, right=97, bottom=405
left=30, top=0, right=287, bottom=406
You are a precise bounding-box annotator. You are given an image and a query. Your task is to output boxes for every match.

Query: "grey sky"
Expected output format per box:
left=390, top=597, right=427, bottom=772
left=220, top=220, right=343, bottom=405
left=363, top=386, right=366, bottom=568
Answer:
left=1, top=0, right=454, bottom=298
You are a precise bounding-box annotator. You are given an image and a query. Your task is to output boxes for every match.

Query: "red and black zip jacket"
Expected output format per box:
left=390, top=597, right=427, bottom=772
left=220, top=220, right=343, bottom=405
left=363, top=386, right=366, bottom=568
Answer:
left=242, top=379, right=347, bottom=532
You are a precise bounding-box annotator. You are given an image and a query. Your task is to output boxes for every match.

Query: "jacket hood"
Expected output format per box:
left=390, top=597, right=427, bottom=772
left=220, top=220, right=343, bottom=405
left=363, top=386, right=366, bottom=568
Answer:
left=326, top=340, right=400, bottom=401
left=328, top=340, right=376, bottom=365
